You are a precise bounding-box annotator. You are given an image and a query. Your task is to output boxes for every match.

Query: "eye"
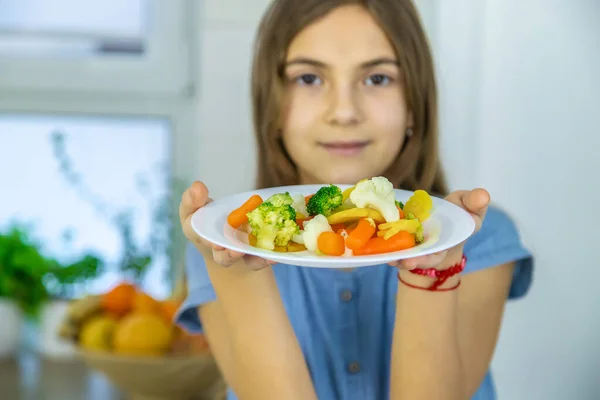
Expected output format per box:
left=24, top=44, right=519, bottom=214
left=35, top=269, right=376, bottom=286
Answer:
left=295, top=74, right=322, bottom=86
left=365, top=74, right=392, bottom=86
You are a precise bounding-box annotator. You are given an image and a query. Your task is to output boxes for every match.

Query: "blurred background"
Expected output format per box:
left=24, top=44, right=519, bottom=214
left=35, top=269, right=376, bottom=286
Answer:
left=0, top=0, right=598, bottom=399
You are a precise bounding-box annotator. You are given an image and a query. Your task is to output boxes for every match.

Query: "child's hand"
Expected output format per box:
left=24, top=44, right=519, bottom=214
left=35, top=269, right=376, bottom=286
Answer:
left=389, top=188, right=490, bottom=271
left=179, top=181, right=274, bottom=270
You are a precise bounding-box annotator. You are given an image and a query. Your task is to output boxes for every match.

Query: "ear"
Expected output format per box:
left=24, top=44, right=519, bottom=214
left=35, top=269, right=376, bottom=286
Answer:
left=407, top=110, right=414, bottom=129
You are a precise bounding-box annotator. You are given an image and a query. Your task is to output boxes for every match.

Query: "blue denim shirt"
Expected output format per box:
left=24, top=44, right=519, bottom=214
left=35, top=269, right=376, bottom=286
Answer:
left=175, top=206, right=534, bottom=400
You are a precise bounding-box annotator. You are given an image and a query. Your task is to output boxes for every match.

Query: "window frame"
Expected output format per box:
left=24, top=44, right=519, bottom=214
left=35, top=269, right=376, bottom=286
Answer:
left=0, top=0, right=193, bottom=96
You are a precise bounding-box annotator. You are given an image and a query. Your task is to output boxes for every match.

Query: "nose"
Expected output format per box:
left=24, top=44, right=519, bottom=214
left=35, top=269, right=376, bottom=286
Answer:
left=324, top=83, right=363, bottom=126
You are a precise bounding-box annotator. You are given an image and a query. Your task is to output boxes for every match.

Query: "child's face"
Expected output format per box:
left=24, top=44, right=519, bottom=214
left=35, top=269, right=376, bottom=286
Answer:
left=281, top=5, right=411, bottom=185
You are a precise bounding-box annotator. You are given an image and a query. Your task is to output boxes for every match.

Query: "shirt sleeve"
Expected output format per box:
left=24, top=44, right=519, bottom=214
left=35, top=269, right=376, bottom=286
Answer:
left=173, top=242, right=217, bottom=334
left=462, top=206, right=534, bottom=299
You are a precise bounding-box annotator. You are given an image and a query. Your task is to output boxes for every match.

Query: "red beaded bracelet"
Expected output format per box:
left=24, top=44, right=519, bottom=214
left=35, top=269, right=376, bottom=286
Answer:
left=398, top=254, right=467, bottom=291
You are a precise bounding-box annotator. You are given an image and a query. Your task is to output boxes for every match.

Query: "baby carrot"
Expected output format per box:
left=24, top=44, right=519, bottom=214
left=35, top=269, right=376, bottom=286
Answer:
left=317, top=231, right=346, bottom=256
left=305, top=194, right=314, bottom=205
left=352, top=231, right=416, bottom=256
left=345, top=218, right=376, bottom=250
left=227, top=194, right=263, bottom=228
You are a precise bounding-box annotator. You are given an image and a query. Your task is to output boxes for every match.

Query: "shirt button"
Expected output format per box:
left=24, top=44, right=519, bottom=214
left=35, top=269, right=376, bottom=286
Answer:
left=347, top=362, right=361, bottom=374
left=340, top=290, right=353, bottom=302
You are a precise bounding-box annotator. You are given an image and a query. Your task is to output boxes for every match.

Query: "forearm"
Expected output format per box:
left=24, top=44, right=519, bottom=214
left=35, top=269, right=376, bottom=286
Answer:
left=201, top=248, right=317, bottom=400
left=390, top=264, right=466, bottom=400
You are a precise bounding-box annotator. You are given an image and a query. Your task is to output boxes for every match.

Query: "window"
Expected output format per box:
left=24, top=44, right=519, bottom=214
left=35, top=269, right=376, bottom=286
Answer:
left=0, top=0, right=192, bottom=95
left=0, top=113, right=173, bottom=298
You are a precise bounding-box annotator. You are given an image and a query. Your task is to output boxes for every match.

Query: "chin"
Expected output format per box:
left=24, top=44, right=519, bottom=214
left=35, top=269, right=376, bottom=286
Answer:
left=315, top=167, right=372, bottom=186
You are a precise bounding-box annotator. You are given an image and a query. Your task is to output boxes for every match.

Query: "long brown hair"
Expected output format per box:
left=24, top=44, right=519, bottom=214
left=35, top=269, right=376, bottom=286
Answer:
left=251, top=0, right=449, bottom=196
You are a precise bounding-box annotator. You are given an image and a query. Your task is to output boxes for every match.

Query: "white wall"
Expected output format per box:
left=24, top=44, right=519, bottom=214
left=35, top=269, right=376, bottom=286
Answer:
left=473, top=1, right=600, bottom=399
left=194, top=1, right=600, bottom=399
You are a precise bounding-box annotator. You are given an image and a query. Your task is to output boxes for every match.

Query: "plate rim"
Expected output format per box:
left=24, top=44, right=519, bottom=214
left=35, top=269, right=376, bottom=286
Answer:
left=190, top=184, right=475, bottom=268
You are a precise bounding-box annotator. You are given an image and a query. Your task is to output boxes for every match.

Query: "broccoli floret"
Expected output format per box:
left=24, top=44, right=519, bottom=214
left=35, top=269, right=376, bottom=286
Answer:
left=246, top=202, right=299, bottom=250
left=266, top=192, right=294, bottom=207
left=306, top=184, right=343, bottom=217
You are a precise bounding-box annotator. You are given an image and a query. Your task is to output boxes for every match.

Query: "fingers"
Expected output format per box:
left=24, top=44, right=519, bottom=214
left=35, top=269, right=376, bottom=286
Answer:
left=212, top=248, right=275, bottom=271
left=463, top=188, right=490, bottom=216
left=179, top=181, right=209, bottom=224
left=212, top=248, right=245, bottom=267
left=446, top=188, right=491, bottom=233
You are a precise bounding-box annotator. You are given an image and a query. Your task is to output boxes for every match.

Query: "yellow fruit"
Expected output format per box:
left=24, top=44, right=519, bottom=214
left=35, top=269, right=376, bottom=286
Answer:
left=404, top=190, right=433, bottom=222
left=113, top=313, right=173, bottom=357
left=79, top=314, right=118, bottom=352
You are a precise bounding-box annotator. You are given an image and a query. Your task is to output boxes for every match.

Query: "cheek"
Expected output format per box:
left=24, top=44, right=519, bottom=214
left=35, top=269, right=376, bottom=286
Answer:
left=282, top=92, right=322, bottom=143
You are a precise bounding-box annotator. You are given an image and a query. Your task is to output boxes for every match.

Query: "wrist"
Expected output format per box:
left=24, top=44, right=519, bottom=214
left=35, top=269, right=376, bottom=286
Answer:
left=398, top=254, right=466, bottom=291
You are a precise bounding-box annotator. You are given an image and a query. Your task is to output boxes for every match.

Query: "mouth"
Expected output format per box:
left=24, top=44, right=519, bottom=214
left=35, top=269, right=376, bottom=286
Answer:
left=318, top=140, right=372, bottom=157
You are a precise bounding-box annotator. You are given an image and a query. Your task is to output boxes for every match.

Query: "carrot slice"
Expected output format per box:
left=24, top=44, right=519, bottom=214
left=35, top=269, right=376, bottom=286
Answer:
left=330, top=223, right=346, bottom=232
left=352, top=231, right=416, bottom=256
left=317, top=231, right=346, bottom=256
left=305, top=194, right=314, bottom=205
left=228, top=194, right=263, bottom=228
left=346, top=218, right=376, bottom=250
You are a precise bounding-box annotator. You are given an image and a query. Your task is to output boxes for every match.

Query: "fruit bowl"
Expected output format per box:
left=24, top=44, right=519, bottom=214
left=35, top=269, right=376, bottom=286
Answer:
left=79, top=349, right=225, bottom=400
left=58, top=280, right=226, bottom=400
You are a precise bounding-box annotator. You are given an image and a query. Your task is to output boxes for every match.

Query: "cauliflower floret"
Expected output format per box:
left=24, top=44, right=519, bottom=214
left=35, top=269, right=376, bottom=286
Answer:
left=349, top=176, right=400, bottom=222
left=302, top=214, right=333, bottom=252
left=290, top=192, right=309, bottom=219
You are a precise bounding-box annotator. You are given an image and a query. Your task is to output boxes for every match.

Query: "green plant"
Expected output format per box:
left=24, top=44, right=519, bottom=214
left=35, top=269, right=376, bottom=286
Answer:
left=50, top=131, right=176, bottom=288
left=0, top=223, right=105, bottom=316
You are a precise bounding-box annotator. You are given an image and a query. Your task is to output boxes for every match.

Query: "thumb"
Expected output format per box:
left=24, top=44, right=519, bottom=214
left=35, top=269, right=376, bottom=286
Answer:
left=179, top=181, right=210, bottom=223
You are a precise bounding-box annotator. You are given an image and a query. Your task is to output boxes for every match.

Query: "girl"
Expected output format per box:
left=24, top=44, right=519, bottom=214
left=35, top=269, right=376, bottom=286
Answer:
left=176, top=1, right=533, bottom=399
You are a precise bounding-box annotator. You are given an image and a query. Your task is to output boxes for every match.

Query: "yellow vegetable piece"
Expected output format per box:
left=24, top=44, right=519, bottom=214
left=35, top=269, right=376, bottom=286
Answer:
left=342, top=187, right=355, bottom=202
left=327, top=208, right=385, bottom=224
left=403, top=190, right=433, bottom=222
left=377, top=219, right=421, bottom=240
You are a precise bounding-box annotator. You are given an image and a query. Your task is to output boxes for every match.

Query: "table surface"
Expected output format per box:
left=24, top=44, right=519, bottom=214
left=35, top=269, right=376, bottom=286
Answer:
left=0, top=352, right=122, bottom=400
left=0, top=351, right=226, bottom=400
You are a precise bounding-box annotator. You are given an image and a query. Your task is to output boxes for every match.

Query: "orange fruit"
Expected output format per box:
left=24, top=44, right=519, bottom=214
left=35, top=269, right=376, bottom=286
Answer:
left=160, top=299, right=181, bottom=323
left=131, top=291, right=161, bottom=314
left=101, top=282, right=136, bottom=317
left=113, top=313, right=173, bottom=357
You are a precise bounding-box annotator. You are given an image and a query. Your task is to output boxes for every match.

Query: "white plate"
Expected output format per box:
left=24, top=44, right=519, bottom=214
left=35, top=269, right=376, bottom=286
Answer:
left=190, top=184, right=475, bottom=268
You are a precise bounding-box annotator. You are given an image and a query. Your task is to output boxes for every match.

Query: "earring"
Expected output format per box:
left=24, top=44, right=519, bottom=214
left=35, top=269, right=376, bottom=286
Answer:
left=406, top=128, right=413, bottom=138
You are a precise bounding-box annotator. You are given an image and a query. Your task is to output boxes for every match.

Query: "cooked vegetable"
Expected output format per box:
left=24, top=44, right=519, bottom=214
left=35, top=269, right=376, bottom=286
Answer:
left=249, top=233, right=307, bottom=252
left=302, top=214, right=333, bottom=252
left=352, top=231, right=416, bottom=255
left=306, top=184, right=343, bottom=217
left=405, top=213, right=425, bottom=243
left=327, top=208, right=385, bottom=225
left=246, top=202, right=299, bottom=250
left=265, top=192, right=294, bottom=207
left=227, top=194, right=264, bottom=228
left=395, top=201, right=405, bottom=219
left=403, top=190, right=433, bottom=222
left=346, top=218, right=376, bottom=250
left=348, top=177, right=400, bottom=222
left=377, top=218, right=421, bottom=240
left=290, top=192, right=309, bottom=219
left=317, top=231, right=346, bottom=256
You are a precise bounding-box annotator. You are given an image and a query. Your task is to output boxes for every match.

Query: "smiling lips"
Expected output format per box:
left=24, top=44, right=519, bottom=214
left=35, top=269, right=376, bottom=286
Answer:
left=319, top=140, right=371, bottom=157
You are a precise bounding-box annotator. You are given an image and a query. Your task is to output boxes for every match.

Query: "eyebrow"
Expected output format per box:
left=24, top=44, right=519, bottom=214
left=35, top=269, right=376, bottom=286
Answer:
left=284, top=57, right=399, bottom=69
